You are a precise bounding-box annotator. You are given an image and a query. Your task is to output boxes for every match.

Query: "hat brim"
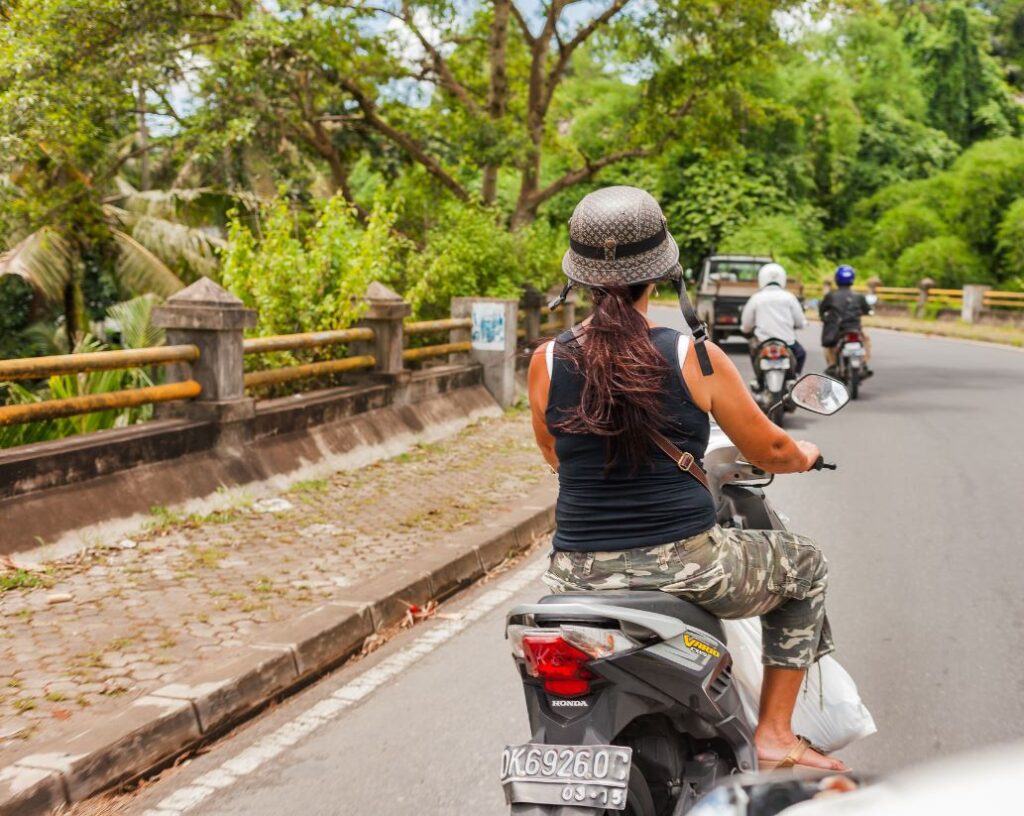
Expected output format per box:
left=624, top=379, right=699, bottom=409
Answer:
left=562, top=233, right=681, bottom=287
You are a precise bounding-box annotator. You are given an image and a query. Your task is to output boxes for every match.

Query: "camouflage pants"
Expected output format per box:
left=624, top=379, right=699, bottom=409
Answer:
left=544, top=525, right=833, bottom=669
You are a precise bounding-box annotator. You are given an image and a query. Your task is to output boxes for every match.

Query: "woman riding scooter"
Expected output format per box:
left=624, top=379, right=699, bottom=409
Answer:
left=528, top=186, right=848, bottom=773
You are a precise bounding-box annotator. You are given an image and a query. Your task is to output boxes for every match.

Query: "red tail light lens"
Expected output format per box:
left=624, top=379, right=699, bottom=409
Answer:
left=760, top=345, right=784, bottom=359
left=844, top=332, right=863, bottom=342
left=521, top=633, right=594, bottom=697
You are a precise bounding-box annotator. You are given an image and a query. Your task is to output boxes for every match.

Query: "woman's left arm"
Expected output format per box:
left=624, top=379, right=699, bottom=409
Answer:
left=528, top=344, right=559, bottom=472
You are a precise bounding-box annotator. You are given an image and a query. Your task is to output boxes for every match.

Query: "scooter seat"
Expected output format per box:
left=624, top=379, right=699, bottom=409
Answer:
left=537, top=591, right=726, bottom=643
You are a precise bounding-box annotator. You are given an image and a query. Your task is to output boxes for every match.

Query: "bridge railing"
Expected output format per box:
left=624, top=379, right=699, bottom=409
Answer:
left=0, top=346, right=203, bottom=428
left=1, top=280, right=564, bottom=446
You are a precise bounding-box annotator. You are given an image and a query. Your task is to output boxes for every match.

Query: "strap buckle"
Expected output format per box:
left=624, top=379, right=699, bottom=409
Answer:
left=677, top=451, right=695, bottom=471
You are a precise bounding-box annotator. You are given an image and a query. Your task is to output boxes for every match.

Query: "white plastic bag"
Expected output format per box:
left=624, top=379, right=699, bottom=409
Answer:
left=722, top=617, right=877, bottom=753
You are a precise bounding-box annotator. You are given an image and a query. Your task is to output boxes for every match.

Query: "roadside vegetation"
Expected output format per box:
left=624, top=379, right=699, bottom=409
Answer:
left=2, top=0, right=1023, bottom=442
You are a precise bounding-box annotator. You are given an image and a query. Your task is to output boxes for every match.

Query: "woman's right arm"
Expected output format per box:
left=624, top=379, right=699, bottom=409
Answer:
left=685, top=343, right=818, bottom=474
left=528, top=344, right=560, bottom=472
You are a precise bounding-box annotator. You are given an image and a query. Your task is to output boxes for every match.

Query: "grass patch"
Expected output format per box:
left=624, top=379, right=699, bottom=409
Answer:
left=188, top=509, right=238, bottom=525
left=13, top=698, right=36, bottom=712
left=45, top=690, right=66, bottom=703
left=290, top=479, right=329, bottom=493
left=147, top=505, right=184, bottom=530
left=252, top=577, right=273, bottom=594
left=0, top=569, right=46, bottom=593
left=108, top=637, right=135, bottom=651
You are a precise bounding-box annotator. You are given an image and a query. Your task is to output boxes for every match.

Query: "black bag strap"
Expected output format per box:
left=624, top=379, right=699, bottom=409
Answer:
left=671, top=278, right=714, bottom=376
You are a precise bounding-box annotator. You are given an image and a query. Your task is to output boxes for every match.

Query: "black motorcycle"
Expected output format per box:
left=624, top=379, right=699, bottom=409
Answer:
left=831, top=331, right=867, bottom=400
left=501, top=374, right=851, bottom=815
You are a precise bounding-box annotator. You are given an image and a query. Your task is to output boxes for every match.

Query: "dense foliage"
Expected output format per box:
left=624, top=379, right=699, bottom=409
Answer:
left=2, top=0, right=1023, bottom=353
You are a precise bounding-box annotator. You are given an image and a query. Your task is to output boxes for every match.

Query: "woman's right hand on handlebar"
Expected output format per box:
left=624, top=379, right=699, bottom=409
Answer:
left=796, top=440, right=821, bottom=471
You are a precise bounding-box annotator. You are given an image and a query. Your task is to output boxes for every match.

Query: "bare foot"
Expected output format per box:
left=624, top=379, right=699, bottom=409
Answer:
left=755, top=729, right=849, bottom=772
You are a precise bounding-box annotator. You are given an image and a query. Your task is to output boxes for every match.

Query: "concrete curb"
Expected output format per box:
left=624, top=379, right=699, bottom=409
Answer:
left=0, top=484, right=556, bottom=816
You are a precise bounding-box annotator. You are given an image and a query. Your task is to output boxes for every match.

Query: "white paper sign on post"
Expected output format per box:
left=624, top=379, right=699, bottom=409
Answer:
left=471, top=302, right=506, bottom=351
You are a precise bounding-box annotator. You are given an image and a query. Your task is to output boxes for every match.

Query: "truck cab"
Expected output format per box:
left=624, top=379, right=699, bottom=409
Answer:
left=692, top=255, right=803, bottom=343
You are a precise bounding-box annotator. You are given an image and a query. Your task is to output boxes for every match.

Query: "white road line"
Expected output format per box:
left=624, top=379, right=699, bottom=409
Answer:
left=142, top=562, right=544, bottom=816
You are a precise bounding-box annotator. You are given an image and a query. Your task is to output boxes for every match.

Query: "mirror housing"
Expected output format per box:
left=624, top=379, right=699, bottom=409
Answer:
left=789, top=374, right=850, bottom=415
left=683, top=267, right=695, bottom=284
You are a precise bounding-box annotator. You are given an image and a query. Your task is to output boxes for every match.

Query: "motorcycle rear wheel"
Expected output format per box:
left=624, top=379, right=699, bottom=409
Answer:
left=849, top=366, right=860, bottom=400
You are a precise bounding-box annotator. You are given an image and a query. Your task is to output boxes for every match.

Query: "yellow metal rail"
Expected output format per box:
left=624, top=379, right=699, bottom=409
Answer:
left=403, top=318, right=472, bottom=335
left=0, top=381, right=202, bottom=426
left=243, top=328, right=374, bottom=355
left=401, top=341, right=471, bottom=361
left=243, top=355, right=376, bottom=388
left=0, top=345, right=200, bottom=382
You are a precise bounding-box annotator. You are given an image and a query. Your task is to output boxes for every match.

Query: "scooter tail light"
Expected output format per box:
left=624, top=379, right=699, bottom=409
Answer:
left=519, top=631, right=595, bottom=697
left=560, top=625, right=640, bottom=659
left=844, top=331, right=863, bottom=342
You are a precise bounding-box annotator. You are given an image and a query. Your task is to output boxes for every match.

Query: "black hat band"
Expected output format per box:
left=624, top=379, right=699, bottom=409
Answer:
left=569, top=225, right=668, bottom=261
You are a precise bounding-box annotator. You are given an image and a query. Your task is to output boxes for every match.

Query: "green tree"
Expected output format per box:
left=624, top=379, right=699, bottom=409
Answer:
left=895, top=235, right=987, bottom=286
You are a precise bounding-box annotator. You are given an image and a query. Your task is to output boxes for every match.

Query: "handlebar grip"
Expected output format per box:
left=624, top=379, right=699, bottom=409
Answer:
left=812, top=456, right=837, bottom=471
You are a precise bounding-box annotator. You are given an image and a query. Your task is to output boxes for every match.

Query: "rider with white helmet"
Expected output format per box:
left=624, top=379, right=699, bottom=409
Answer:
left=740, top=262, right=808, bottom=373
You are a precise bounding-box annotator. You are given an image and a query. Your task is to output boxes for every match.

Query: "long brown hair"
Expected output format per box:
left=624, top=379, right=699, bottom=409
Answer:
left=554, top=283, right=669, bottom=470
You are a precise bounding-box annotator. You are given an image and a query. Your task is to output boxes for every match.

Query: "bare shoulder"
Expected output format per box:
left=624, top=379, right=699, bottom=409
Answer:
left=681, top=339, right=735, bottom=412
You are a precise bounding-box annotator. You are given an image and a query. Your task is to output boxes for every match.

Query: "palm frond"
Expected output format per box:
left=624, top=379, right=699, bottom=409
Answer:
left=23, top=320, right=70, bottom=356
left=110, top=228, right=186, bottom=298
left=116, top=185, right=216, bottom=219
left=105, top=203, right=224, bottom=279
left=105, top=294, right=166, bottom=349
left=0, top=227, right=74, bottom=301
left=132, top=215, right=224, bottom=277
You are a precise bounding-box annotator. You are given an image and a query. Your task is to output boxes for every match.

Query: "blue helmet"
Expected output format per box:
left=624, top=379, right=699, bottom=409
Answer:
left=834, top=265, right=855, bottom=286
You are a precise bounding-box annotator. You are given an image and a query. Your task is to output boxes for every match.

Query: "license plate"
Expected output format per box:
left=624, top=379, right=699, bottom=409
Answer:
left=501, top=744, right=632, bottom=811
left=842, top=343, right=864, bottom=355
left=759, top=359, right=790, bottom=369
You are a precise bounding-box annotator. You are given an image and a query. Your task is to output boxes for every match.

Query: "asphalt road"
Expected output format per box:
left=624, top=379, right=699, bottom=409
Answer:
left=125, top=318, right=1024, bottom=816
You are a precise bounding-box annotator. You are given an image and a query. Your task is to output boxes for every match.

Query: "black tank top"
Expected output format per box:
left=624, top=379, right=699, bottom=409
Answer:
left=546, top=326, right=716, bottom=552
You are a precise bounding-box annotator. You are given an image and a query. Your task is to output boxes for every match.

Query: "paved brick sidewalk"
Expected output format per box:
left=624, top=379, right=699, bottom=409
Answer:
left=0, top=410, right=546, bottom=766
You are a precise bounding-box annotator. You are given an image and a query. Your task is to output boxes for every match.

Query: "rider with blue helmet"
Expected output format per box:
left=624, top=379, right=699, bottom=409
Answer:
left=820, top=265, right=872, bottom=374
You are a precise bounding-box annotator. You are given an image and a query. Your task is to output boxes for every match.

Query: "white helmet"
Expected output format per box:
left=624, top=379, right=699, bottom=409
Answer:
left=758, top=262, right=787, bottom=289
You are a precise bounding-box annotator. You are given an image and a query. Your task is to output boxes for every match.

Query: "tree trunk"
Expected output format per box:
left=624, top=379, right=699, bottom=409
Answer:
left=136, top=83, right=150, bottom=191
left=482, top=0, right=511, bottom=205
left=63, top=276, right=86, bottom=349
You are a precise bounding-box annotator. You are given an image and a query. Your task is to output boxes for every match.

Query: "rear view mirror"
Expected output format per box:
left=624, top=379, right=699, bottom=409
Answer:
left=789, top=374, right=849, bottom=415
left=683, top=267, right=694, bottom=284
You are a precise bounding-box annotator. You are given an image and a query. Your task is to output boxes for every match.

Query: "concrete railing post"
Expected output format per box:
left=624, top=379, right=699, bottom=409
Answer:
left=961, top=284, right=991, bottom=324
left=521, top=286, right=543, bottom=343
left=152, top=277, right=257, bottom=440
left=359, top=282, right=410, bottom=375
left=916, top=277, right=935, bottom=318
left=450, top=297, right=518, bottom=409
left=358, top=281, right=412, bottom=402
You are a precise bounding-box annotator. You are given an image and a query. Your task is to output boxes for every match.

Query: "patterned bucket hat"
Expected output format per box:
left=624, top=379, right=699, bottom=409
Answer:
left=562, top=186, right=680, bottom=287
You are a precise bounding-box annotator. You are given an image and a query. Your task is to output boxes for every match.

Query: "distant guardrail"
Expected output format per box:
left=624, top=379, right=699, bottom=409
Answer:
left=802, top=280, right=1024, bottom=320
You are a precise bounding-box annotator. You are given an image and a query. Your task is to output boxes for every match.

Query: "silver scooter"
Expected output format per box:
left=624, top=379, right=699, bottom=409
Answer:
left=502, top=374, right=850, bottom=816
